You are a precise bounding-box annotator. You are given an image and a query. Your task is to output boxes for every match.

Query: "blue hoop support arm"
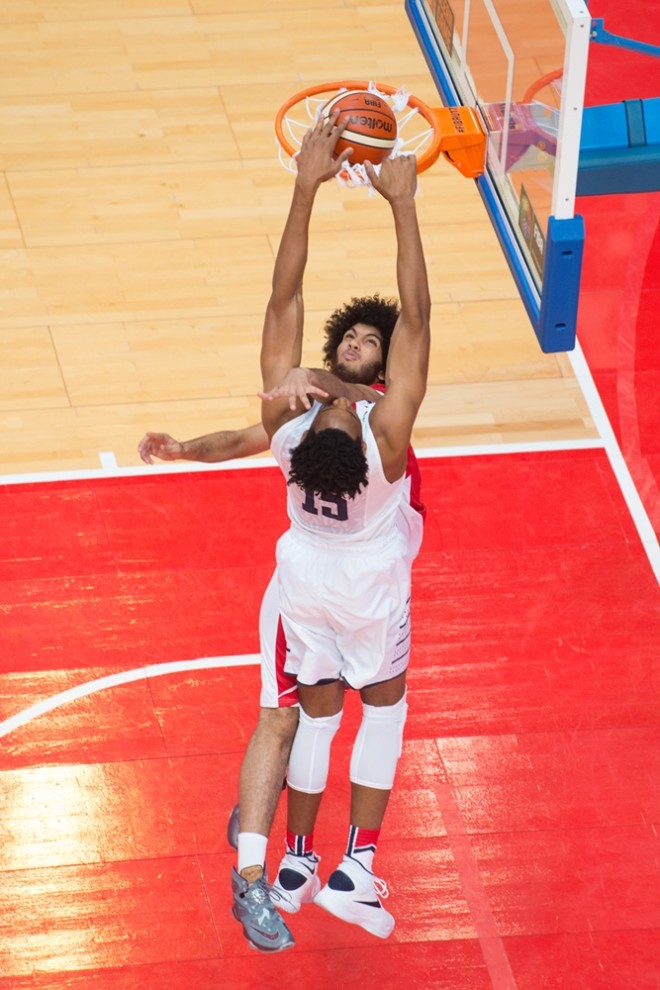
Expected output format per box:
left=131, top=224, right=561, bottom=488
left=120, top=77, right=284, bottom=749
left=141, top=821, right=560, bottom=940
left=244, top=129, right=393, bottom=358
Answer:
left=590, top=19, right=660, bottom=60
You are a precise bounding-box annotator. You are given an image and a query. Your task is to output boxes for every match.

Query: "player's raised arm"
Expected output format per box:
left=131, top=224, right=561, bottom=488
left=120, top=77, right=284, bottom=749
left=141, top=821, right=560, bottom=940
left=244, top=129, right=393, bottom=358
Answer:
left=260, top=115, right=352, bottom=440
left=365, top=155, right=431, bottom=479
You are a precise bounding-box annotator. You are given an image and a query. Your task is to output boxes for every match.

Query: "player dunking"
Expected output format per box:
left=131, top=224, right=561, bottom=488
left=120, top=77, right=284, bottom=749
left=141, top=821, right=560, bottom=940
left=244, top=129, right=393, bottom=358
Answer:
left=258, top=115, right=430, bottom=940
left=138, top=116, right=429, bottom=952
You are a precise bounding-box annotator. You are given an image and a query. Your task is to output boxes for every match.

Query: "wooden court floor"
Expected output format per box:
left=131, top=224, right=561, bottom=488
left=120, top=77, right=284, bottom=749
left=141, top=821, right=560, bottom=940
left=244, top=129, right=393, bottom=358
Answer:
left=0, top=0, right=601, bottom=478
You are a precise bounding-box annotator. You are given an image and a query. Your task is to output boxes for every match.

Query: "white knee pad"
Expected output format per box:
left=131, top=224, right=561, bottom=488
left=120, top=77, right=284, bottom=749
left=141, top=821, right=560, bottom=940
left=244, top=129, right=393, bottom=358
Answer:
left=287, top=707, right=343, bottom=794
left=349, top=692, right=408, bottom=790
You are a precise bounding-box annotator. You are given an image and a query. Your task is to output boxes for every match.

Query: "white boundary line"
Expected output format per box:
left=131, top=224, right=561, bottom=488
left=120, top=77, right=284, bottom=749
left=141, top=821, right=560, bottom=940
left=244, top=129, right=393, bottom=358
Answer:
left=1, top=428, right=656, bottom=580
left=0, top=437, right=605, bottom=488
left=414, top=437, right=604, bottom=458
left=568, top=339, right=660, bottom=584
left=0, top=655, right=260, bottom=741
left=0, top=454, right=279, bottom=486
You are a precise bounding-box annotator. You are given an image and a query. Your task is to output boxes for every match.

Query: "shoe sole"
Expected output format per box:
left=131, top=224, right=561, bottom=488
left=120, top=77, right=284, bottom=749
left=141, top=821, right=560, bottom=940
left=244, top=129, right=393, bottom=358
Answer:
left=314, top=886, right=395, bottom=939
left=275, top=873, right=322, bottom=914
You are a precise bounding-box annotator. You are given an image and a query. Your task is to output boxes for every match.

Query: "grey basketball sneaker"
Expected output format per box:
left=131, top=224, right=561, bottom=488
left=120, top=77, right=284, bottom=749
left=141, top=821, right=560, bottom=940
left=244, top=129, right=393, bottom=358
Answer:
left=226, top=803, right=239, bottom=850
left=231, top=867, right=295, bottom=952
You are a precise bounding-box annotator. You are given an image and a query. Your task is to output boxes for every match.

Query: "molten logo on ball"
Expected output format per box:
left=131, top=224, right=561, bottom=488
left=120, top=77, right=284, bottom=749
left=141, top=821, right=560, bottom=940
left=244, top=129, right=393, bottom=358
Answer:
left=346, top=114, right=396, bottom=134
left=321, top=90, right=398, bottom=166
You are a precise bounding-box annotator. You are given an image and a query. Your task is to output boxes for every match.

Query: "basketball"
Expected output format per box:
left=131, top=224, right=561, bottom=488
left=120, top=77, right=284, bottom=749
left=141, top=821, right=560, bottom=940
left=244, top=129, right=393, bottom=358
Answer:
left=321, top=90, right=398, bottom=166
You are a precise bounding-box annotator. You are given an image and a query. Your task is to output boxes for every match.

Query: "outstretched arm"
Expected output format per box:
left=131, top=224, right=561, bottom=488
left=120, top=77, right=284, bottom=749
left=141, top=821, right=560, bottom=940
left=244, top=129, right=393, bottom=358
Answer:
left=259, top=367, right=381, bottom=411
left=138, top=424, right=268, bottom=464
left=365, top=156, right=431, bottom=480
left=260, top=114, right=351, bottom=440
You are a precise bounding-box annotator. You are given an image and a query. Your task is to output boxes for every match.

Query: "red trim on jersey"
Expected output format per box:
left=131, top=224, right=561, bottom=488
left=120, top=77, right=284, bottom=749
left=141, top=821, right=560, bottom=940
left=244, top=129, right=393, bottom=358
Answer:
left=371, top=382, right=426, bottom=520
left=273, top=383, right=425, bottom=701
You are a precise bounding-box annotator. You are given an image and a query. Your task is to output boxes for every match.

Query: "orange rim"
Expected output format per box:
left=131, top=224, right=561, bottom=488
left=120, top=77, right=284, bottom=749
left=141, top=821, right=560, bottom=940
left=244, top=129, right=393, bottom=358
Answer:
left=522, top=69, right=563, bottom=106
left=274, top=80, right=444, bottom=174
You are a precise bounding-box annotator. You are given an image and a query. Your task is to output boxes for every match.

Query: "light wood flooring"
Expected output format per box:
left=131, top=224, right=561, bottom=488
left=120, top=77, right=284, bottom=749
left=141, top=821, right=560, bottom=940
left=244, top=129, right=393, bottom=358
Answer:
left=0, top=0, right=596, bottom=476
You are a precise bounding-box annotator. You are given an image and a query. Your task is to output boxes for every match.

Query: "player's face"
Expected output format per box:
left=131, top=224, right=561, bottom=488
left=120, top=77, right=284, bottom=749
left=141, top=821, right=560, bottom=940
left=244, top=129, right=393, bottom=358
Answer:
left=311, top=397, right=363, bottom=441
left=332, top=324, right=384, bottom=384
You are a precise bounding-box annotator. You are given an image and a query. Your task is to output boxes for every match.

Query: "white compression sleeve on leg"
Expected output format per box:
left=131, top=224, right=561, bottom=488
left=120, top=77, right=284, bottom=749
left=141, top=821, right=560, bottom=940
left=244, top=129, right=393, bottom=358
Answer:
left=286, top=707, right=343, bottom=795
left=349, top=692, right=408, bottom=790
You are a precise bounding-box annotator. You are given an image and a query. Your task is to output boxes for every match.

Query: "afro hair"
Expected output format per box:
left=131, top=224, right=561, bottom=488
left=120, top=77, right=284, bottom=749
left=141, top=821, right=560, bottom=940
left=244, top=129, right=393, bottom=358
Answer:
left=322, top=294, right=400, bottom=370
left=288, top=428, right=369, bottom=502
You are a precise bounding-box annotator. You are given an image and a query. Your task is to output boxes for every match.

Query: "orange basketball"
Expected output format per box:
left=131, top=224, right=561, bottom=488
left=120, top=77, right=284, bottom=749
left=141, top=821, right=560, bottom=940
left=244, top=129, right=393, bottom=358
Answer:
left=321, top=90, right=398, bottom=166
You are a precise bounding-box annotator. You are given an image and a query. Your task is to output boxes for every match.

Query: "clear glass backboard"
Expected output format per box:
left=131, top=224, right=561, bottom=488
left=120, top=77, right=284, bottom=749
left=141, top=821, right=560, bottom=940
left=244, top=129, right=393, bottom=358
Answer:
left=406, top=0, right=592, bottom=351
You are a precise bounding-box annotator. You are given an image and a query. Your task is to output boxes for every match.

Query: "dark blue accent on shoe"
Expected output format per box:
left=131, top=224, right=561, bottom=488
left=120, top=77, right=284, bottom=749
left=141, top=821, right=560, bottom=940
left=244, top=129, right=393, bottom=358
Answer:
left=327, top=868, right=356, bottom=892
left=278, top=868, right=307, bottom=892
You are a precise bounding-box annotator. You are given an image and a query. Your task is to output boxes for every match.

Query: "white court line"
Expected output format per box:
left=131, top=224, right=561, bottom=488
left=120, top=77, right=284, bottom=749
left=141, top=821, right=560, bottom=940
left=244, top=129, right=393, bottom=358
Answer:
left=415, top=437, right=605, bottom=458
left=0, top=654, right=259, bottom=741
left=1, top=426, right=656, bottom=579
left=0, top=434, right=613, bottom=742
left=568, top=339, right=660, bottom=584
left=2, top=423, right=654, bottom=742
left=0, top=453, right=279, bottom=486
left=99, top=451, right=118, bottom=470
left=0, top=436, right=604, bottom=488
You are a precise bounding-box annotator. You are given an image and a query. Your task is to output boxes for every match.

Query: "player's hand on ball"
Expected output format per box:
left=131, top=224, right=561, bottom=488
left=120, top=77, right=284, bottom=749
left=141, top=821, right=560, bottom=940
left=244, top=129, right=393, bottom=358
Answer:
left=365, top=154, right=417, bottom=201
left=296, top=113, right=353, bottom=187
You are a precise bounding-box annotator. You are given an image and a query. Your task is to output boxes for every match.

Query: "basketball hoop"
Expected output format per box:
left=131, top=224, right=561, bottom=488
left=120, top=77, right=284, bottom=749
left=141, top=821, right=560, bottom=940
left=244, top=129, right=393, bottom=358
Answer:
left=274, top=80, right=486, bottom=186
left=522, top=68, right=564, bottom=106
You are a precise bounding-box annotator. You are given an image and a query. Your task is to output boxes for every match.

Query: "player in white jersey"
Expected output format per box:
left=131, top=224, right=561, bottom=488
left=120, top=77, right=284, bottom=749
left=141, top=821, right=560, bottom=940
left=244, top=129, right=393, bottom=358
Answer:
left=270, top=398, right=423, bottom=689
left=138, top=315, right=424, bottom=954
left=138, top=116, right=429, bottom=951
left=259, top=115, right=430, bottom=940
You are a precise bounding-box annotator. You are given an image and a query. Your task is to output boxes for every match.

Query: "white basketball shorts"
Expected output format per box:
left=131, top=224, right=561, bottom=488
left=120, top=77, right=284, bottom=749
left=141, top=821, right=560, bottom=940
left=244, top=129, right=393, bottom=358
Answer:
left=275, top=528, right=414, bottom=690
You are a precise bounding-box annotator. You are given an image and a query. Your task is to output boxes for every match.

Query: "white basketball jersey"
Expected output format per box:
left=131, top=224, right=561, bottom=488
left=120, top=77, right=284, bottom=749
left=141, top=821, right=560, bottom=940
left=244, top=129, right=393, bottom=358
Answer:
left=270, top=400, right=408, bottom=544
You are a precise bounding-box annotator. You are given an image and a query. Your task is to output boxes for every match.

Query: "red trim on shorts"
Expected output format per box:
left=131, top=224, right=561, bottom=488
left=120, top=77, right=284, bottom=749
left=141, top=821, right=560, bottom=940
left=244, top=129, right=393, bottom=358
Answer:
left=275, top=616, right=299, bottom=708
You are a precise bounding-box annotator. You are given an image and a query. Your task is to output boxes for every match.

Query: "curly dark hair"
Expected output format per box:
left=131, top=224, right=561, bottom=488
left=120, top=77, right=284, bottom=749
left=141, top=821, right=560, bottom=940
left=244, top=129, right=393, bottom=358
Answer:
left=288, top=428, right=369, bottom=502
left=322, top=294, right=400, bottom=370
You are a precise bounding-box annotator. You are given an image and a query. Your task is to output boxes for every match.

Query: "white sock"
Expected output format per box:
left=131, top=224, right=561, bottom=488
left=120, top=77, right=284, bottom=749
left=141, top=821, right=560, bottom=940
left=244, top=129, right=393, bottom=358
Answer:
left=237, top=832, right=268, bottom=875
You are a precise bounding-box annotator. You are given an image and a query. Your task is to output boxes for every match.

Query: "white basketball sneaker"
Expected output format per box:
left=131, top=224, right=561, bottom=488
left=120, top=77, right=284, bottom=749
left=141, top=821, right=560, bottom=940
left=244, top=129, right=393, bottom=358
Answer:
left=272, top=851, right=322, bottom=913
left=314, top=856, right=395, bottom=938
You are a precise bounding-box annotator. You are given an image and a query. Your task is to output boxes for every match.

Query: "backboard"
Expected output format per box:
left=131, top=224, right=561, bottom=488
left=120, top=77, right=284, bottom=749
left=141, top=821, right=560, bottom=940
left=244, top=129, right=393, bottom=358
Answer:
left=406, top=0, right=591, bottom=351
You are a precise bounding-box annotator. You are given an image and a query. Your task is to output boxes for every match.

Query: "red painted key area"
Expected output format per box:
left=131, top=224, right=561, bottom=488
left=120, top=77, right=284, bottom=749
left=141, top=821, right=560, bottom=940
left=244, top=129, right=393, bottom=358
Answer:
left=1, top=451, right=658, bottom=989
